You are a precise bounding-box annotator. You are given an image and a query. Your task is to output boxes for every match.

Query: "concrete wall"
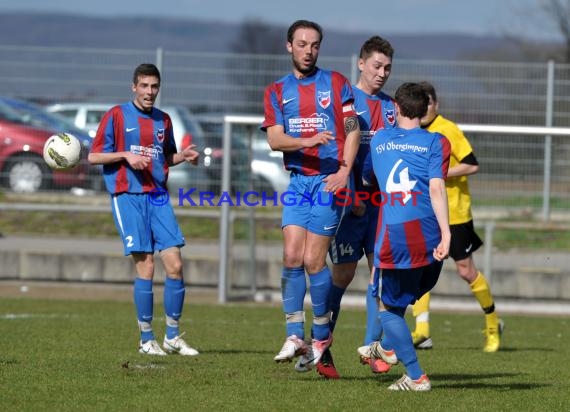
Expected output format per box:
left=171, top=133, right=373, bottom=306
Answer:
left=1, top=248, right=569, bottom=301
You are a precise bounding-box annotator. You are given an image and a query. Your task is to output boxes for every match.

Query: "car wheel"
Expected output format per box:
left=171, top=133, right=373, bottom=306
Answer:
left=4, top=154, right=51, bottom=193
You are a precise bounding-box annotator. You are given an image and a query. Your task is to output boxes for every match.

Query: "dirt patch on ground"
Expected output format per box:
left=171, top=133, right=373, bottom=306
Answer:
left=0, top=280, right=220, bottom=304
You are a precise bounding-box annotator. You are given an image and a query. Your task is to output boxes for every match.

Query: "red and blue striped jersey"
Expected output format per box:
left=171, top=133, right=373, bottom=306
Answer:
left=353, top=87, right=396, bottom=192
left=370, top=127, right=450, bottom=269
left=261, top=67, right=355, bottom=175
left=90, top=102, right=177, bottom=194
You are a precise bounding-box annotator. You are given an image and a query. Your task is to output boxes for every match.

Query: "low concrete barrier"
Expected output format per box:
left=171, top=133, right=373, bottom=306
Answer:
left=1, top=248, right=569, bottom=301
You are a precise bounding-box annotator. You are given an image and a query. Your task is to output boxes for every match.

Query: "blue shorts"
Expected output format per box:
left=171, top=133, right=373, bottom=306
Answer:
left=281, top=173, right=344, bottom=236
left=376, top=260, right=443, bottom=310
left=330, top=202, right=378, bottom=264
left=111, top=193, right=185, bottom=256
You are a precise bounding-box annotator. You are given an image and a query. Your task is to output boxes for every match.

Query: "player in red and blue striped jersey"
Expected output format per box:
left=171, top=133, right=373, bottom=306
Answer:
left=261, top=20, right=360, bottom=376
left=89, top=63, right=201, bottom=357
left=326, top=36, right=396, bottom=378
left=367, top=82, right=450, bottom=391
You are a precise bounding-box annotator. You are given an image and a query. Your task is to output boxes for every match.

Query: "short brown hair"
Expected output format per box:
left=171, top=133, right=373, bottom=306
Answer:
left=287, top=20, right=323, bottom=43
left=133, top=63, right=161, bottom=85
left=359, top=36, right=394, bottom=60
left=395, top=82, right=429, bottom=119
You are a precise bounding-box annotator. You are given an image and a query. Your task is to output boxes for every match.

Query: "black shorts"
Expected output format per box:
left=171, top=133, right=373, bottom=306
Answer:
left=449, top=220, right=483, bottom=261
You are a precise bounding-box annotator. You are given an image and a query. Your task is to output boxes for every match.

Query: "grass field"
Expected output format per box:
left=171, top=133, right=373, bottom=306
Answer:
left=1, top=297, right=569, bottom=411
left=2, top=209, right=570, bottom=251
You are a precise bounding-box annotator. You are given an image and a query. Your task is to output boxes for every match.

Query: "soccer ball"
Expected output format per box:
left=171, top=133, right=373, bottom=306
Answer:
left=43, top=133, right=82, bottom=170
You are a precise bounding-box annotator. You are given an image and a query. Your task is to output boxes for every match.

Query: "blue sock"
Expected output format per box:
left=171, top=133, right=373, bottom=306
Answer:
left=364, top=284, right=382, bottom=345
left=282, top=267, right=306, bottom=339
left=328, top=284, right=345, bottom=333
left=380, top=308, right=423, bottom=380
left=309, top=266, right=332, bottom=340
left=164, top=277, right=185, bottom=339
left=134, top=277, right=154, bottom=342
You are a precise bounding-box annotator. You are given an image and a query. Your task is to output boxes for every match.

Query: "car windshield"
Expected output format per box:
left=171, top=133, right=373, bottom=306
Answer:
left=1, top=98, right=87, bottom=136
left=0, top=100, right=28, bottom=124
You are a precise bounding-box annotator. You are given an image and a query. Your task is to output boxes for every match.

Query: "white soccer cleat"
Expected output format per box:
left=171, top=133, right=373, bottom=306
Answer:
left=139, top=339, right=167, bottom=356
left=357, top=343, right=391, bottom=373
left=274, top=335, right=308, bottom=363
left=163, top=333, right=199, bottom=356
left=357, top=344, right=372, bottom=360
left=369, top=341, right=398, bottom=365
left=294, top=334, right=332, bottom=372
left=388, top=374, right=431, bottom=391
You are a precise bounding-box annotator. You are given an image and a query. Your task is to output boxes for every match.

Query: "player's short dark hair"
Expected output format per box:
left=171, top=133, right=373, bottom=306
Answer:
left=287, top=20, right=323, bottom=43
left=419, top=81, right=437, bottom=103
left=359, top=36, right=394, bottom=60
left=133, top=63, right=161, bottom=85
left=395, top=82, right=429, bottom=119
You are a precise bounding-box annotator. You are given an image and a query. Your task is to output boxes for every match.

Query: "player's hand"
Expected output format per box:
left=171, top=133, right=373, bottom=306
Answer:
left=125, top=152, right=151, bottom=170
left=433, top=237, right=450, bottom=261
left=181, top=144, right=200, bottom=166
left=322, top=167, right=349, bottom=193
left=302, top=131, right=335, bottom=148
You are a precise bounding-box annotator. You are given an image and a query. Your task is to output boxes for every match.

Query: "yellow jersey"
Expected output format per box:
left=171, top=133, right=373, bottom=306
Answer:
left=424, top=114, right=474, bottom=225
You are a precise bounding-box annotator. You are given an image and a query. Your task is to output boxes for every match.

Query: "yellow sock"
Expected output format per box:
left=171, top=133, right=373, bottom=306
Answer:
left=412, top=292, right=431, bottom=336
left=470, top=272, right=498, bottom=329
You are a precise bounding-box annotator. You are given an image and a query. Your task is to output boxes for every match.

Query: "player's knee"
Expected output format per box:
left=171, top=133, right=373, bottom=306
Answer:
left=333, top=270, right=355, bottom=288
left=304, top=261, right=326, bottom=275
left=282, top=245, right=303, bottom=268
left=283, top=254, right=303, bottom=268
left=457, top=262, right=477, bottom=282
left=168, top=261, right=184, bottom=277
left=132, top=253, right=155, bottom=278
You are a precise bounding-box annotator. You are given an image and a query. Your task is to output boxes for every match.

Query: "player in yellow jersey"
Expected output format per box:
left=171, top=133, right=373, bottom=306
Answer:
left=411, top=81, right=504, bottom=352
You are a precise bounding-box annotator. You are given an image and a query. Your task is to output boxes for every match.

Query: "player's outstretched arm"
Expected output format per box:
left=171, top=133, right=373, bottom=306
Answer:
left=323, top=115, right=360, bottom=193
left=447, top=158, right=479, bottom=178
left=169, top=144, right=200, bottom=167
left=429, top=177, right=451, bottom=261
left=267, top=125, right=335, bottom=152
left=88, top=151, right=151, bottom=170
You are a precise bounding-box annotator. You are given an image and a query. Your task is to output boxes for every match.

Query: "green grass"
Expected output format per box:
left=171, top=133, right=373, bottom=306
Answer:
left=0, top=209, right=281, bottom=242
left=0, top=298, right=568, bottom=411
left=472, top=195, right=570, bottom=210
left=3, top=208, right=570, bottom=250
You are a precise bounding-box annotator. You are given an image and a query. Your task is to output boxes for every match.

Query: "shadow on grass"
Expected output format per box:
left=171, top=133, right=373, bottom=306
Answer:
left=437, top=382, right=550, bottom=390
left=199, top=348, right=274, bottom=355
left=429, top=372, right=550, bottom=390
left=283, top=372, right=551, bottom=390
left=443, top=346, right=554, bottom=353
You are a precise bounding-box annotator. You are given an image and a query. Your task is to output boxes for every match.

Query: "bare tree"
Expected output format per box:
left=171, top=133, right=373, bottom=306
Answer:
left=500, top=0, right=570, bottom=63
left=226, top=18, right=286, bottom=113
left=539, top=0, right=570, bottom=62
left=230, top=18, right=283, bottom=55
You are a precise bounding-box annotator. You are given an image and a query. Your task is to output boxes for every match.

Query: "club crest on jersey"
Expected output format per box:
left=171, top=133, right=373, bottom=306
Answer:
left=386, top=109, right=396, bottom=126
left=156, top=128, right=165, bottom=142
left=317, top=91, right=331, bottom=109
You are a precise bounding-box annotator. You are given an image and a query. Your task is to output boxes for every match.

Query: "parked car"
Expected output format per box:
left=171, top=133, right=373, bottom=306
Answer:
left=45, top=102, right=109, bottom=138
left=197, top=113, right=290, bottom=194
left=1, top=97, right=92, bottom=147
left=0, top=101, right=89, bottom=192
left=0, top=97, right=101, bottom=189
left=46, top=102, right=216, bottom=193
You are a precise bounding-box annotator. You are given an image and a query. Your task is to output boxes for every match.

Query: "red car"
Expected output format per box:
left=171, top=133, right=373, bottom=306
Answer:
left=0, top=103, right=89, bottom=192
